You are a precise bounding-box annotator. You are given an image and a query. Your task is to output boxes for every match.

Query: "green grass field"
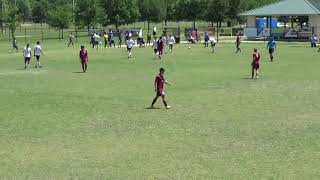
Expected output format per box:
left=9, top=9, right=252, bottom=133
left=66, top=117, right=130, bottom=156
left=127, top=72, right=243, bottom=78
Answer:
left=0, top=40, right=319, bottom=179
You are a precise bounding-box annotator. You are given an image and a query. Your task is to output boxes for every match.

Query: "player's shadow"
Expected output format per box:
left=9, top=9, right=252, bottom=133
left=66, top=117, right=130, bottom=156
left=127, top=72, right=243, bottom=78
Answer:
left=145, top=107, right=161, bottom=110
left=72, top=72, right=85, bottom=73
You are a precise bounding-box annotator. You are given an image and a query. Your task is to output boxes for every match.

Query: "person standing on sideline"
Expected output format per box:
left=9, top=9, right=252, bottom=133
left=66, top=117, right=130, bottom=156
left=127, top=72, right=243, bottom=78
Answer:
left=126, top=37, right=135, bottom=59
left=79, top=45, right=89, bottom=73
left=204, top=32, right=209, bottom=47
left=147, top=32, right=152, bottom=46
left=68, top=33, right=75, bottom=47
left=34, top=41, right=44, bottom=68
left=23, top=44, right=32, bottom=69
left=251, top=48, right=260, bottom=79
left=103, top=32, right=109, bottom=48
left=150, top=68, right=172, bottom=109
left=310, top=35, right=318, bottom=48
left=118, top=30, right=123, bottom=48
left=267, top=37, right=276, bottom=62
left=236, top=33, right=242, bottom=53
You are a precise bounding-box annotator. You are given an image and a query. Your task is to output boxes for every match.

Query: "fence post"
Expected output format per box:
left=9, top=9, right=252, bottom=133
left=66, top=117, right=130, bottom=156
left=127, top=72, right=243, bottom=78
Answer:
left=25, top=28, right=27, bottom=43
left=41, top=28, right=44, bottom=42
left=75, top=28, right=78, bottom=42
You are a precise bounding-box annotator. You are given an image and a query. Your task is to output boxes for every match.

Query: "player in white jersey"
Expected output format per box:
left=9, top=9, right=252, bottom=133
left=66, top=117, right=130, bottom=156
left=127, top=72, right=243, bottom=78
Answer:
left=210, top=37, right=217, bottom=53
left=23, top=44, right=32, bottom=69
left=126, top=37, right=135, bottom=59
left=34, top=41, right=44, bottom=68
left=152, top=37, right=160, bottom=59
left=162, top=36, right=168, bottom=54
left=168, top=34, right=175, bottom=53
left=93, top=33, right=101, bottom=49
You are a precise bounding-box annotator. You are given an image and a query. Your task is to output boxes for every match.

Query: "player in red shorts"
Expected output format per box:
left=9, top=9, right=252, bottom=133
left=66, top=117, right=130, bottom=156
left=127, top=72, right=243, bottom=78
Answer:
left=79, top=45, right=88, bottom=73
left=251, top=48, right=260, bottom=79
left=150, top=68, right=172, bottom=109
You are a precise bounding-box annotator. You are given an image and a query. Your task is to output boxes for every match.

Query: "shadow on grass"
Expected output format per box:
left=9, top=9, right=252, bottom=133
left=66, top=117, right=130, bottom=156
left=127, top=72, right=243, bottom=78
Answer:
left=72, top=72, right=85, bottom=74
left=145, top=107, right=162, bottom=110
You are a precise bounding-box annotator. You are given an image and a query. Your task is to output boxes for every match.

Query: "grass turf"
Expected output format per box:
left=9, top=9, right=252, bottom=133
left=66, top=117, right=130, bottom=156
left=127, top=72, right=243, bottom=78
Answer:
left=0, top=40, right=319, bottom=179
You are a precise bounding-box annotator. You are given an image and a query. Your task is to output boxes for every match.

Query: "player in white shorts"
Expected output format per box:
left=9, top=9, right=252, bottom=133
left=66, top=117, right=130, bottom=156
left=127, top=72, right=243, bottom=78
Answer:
left=168, top=34, right=175, bottom=53
left=23, top=44, right=32, bottom=69
left=126, top=37, right=135, bottom=59
left=34, top=41, right=44, bottom=68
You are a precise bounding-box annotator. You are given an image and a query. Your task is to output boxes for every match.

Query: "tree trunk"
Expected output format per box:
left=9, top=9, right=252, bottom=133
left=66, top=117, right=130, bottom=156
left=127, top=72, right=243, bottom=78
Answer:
left=87, top=26, right=90, bottom=35
left=62, top=28, right=64, bottom=39
left=147, top=20, right=150, bottom=33
left=216, top=22, right=219, bottom=42
left=193, top=21, right=196, bottom=29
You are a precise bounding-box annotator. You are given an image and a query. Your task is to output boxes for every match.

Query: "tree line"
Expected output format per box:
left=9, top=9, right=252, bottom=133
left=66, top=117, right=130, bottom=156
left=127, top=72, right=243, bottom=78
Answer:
left=0, top=0, right=278, bottom=39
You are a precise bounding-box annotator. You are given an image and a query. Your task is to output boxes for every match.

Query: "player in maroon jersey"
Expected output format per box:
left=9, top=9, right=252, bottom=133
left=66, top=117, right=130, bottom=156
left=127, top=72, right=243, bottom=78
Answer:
left=236, top=33, right=242, bottom=53
left=79, top=45, right=88, bottom=73
left=251, top=48, right=260, bottom=79
left=150, top=68, right=172, bottom=109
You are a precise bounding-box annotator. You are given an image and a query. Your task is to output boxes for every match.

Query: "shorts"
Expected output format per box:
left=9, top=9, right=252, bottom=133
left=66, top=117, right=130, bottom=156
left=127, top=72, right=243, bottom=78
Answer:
left=81, top=60, right=88, bottom=64
left=153, top=32, right=156, bottom=36
left=205, top=37, right=209, bottom=42
left=154, top=49, right=158, bottom=54
left=157, top=91, right=165, bottom=96
left=24, top=57, right=31, bottom=62
left=94, top=41, right=99, bottom=45
left=127, top=47, right=132, bottom=51
left=35, top=55, right=40, bottom=60
left=253, top=63, right=260, bottom=70
left=110, top=40, right=115, bottom=44
left=269, top=48, right=274, bottom=54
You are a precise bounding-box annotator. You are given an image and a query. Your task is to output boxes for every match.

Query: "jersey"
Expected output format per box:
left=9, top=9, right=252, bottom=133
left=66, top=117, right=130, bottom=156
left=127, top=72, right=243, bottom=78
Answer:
left=23, top=47, right=32, bottom=58
left=153, top=40, right=158, bottom=49
left=168, top=37, right=175, bottom=45
left=253, top=53, right=260, bottom=65
left=126, top=39, right=135, bottom=49
left=93, top=34, right=100, bottom=42
left=268, top=40, right=276, bottom=49
left=155, top=74, right=165, bottom=92
left=34, top=45, right=42, bottom=56
left=80, top=50, right=88, bottom=62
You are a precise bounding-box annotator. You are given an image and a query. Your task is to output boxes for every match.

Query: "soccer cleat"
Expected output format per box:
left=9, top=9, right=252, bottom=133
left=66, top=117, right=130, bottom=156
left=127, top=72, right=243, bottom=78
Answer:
left=166, top=106, right=172, bottom=109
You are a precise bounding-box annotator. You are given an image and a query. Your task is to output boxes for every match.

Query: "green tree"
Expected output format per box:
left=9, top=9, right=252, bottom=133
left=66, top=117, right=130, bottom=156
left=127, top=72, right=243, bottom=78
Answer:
left=75, top=0, right=103, bottom=31
left=174, top=0, right=207, bottom=29
left=31, top=0, right=48, bottom=25
left=138, top=0, right=166, bottom=31
left=16, top=0, right=31, bottom=22
left=206, top=0, right=228, bottom=41
left=46, top=1, right=72, bottom=39
left=3, top=0, right=22, bottom=39
left=100, top=0, right=140, bottom=29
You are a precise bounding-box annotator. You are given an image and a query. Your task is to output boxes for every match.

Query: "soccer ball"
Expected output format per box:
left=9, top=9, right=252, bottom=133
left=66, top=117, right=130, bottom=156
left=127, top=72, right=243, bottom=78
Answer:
left=188, top=46, right=191, bottom=49
left=8, top=51, right=12, bottom=53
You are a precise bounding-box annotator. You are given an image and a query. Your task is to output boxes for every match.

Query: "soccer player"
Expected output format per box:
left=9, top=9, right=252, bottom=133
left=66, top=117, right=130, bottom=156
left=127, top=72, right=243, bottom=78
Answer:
left=23, top=44, right=32, bottom=69
left=93, top=33, right=101, bottom=49
left=34, top=41, right=44, bottom=68
left=79, top=45, right=88, bottom=73
left=68, top=33, right=75, bottom=47
left=210, top=37, right=217, bottom=53
left=236, top=33, right=241, bottom=53
left=168, top=34, right=175, bottom=53
left=150, top=68, right=171, bottom=109
left=204, top=32, right=209, bottom=47
left=12, top=37, right=18, bottom=53
left=152, top=37, right=160, bottom=59
left=158, top=36, right=164, bottom=58
left=126, top=37, right=135, bottom=59
left=153, top=26, right=157, bottom=38
left=267, top=37, right=276, bottom=62
left=251, top=48, right=260, bottom=79
left=103, top=32, right=109, bottom=48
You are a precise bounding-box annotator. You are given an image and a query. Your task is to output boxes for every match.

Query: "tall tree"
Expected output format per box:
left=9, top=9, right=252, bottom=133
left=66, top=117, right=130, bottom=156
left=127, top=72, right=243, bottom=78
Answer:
left=16, top=0, right=31, bottom=23
left=75, top=0, right=103, bottom=31
left=31, top=0, right=48, bottom=25
left=3, top=0, right=23, bottom=39
left=46, top=1, right=72, bottom=38
left=174, top=0, right=207, bottom=29
left=138, top=0, right=165, bottom=31
left=100, top=0, right=140, bottom=29
left=206, top=0, right=228, bottom=41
